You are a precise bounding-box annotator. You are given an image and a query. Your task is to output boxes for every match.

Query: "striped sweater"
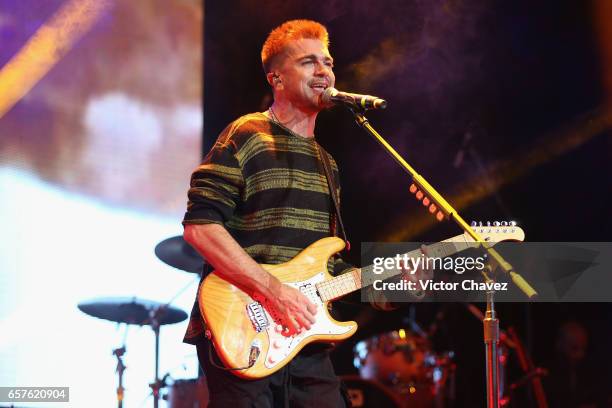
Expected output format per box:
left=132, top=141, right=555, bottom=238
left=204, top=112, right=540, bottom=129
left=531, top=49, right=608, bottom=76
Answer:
left=182, top=112, right=354, bottom=344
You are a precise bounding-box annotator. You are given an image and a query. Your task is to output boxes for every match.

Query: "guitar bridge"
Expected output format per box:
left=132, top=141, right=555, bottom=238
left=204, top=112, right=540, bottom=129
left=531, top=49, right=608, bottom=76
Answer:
left=246, top=301, right=269, bottom=332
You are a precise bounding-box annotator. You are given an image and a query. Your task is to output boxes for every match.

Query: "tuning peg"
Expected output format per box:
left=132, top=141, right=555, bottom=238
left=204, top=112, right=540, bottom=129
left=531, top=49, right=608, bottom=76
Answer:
left=485, top=221, right=490, bottom=227
left=409, top=183, right=417, bottom=193
left=509, top=221, right=517, bottom=227
left=436, top=211, right=445, bottom=221
left=422, top=197, right=430, bottom=206
left=501, top=221, right=508, bottom=226
left=415, top=190, right=424, bottom=200
left=493, top=221, right=501, bottom=227
left=471, top=221, right=477, bottom=227
left=429, top=204, right=437, bottom=214
left=479, top=221, right=483, bottom=227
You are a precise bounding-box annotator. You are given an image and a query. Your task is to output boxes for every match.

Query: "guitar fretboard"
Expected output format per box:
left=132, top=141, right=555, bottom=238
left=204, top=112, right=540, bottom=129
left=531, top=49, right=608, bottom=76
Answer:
left=315, top=234, right=480, bottom=302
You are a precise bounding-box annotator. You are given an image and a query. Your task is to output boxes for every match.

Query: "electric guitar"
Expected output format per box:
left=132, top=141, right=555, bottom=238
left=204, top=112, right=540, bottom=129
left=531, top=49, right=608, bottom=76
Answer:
left=199, top=223, right=525, bottom=379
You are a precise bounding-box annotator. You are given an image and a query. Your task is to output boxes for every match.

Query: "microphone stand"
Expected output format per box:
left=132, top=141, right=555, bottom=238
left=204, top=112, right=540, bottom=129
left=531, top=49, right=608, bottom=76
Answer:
left=483, top=278, right=501, bottom=408
left=348, top=107, right=538, bottom=408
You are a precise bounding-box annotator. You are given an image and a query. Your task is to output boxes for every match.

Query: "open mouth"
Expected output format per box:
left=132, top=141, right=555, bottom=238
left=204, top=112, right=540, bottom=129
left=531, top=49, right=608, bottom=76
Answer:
left=310, top=83, right=328, bottom=92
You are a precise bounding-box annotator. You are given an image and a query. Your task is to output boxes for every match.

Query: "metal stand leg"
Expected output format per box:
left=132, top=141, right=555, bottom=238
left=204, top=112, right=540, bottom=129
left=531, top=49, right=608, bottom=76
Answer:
left=148, top=307, right=169, bottom=408
left=150, top=324, right=162, bottom=408
left=484, top=290, right=500, bottom=408
left=113, top=346, right=126, bottom=408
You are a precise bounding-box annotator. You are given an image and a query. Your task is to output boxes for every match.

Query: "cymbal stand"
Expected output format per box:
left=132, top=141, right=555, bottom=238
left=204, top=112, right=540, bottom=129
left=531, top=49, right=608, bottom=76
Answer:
left=507, top=326, right=548, bottom=407
left=404, top=305, right=427, bottom=337
left=148, top=306, right=168, bottom=408
left=147, top=278, right=199, bottom=407
left=113, top=346, right=126, bottom=408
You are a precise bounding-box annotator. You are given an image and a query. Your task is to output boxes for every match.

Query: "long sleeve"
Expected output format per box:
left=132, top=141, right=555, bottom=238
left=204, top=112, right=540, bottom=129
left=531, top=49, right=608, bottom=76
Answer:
left=183, top=138, right=244, bottom=226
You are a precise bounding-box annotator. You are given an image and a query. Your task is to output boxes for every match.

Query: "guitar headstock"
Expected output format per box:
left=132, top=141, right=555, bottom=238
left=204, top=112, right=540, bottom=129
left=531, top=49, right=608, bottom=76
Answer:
left=466, top=220, right=525, bottom=242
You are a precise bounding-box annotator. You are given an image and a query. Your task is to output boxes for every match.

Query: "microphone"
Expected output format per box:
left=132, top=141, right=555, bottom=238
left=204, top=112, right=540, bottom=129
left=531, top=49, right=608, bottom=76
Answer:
left=320, top=87, right=387, bottom=110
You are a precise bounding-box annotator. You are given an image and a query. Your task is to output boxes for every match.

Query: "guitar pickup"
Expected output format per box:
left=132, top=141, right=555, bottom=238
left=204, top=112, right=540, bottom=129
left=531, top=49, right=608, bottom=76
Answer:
left=246, top=301, right=269, bottom=332
left=299, top=283, right=319, bottom=303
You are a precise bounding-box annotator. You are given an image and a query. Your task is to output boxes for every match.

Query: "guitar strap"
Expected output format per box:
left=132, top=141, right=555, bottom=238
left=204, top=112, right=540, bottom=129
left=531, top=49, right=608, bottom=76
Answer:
left=315, top=143, right=351, bottom=252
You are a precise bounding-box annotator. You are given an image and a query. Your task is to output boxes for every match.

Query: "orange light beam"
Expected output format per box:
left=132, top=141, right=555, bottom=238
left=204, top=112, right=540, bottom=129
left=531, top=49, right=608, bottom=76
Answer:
left=379, top=107, right=612, bottom=241
left=0, top=0, right=112, bottom=119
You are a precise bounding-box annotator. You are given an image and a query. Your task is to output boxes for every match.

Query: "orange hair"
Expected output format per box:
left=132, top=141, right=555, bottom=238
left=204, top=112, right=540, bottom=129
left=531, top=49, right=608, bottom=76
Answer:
left=261, top=19, right=329, bottom=73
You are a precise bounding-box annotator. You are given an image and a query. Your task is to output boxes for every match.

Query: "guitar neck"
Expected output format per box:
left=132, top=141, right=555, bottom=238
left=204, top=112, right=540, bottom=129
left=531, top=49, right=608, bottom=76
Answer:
left=316, top=233, right=479, bottom=302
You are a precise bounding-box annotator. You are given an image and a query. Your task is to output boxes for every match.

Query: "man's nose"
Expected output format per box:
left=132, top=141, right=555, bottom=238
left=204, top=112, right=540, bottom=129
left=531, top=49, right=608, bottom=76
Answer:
left=314, top=62, right=332, bottom=76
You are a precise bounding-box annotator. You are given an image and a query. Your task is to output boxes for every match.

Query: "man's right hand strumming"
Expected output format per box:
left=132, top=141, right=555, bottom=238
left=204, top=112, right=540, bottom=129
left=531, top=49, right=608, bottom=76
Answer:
left=255, top=279, right=317, bottom=337
left=184, top=223, right=317, bottom=336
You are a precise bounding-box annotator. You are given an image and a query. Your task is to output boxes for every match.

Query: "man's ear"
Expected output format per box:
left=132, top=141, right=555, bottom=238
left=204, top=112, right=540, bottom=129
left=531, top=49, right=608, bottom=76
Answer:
left=267, top=72, right=283, bottom=90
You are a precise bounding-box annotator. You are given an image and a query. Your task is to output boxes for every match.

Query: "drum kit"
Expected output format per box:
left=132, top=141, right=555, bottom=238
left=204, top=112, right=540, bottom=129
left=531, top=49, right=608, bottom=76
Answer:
left=77, top=235, right=209, bottom=408
left=77, top=235, right=545, bottom=408
left=349, top=316, right=456, bottom=408
left=345, top=305, right=550, bottom=408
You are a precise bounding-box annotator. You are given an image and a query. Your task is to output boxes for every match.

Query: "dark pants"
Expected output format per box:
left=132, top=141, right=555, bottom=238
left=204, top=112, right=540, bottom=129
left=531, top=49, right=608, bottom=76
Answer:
left=197, top=340, right=347, bottom=408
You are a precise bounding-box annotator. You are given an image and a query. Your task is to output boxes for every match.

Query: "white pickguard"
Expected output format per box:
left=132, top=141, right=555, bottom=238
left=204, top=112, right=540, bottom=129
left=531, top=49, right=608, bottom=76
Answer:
left=260, top=272, right=355, bottom=369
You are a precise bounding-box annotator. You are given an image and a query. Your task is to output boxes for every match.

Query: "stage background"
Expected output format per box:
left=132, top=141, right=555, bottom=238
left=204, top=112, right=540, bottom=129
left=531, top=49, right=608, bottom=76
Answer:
left=0, top=1, right=203, bottom=406
left=2, top=0, right=612, bottom=407
left=203, top=1, right=612, bottom=406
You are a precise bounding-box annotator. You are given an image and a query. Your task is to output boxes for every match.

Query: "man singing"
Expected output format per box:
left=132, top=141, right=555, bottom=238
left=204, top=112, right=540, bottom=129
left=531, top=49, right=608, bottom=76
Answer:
left=183, top=19, right=396, bottom=407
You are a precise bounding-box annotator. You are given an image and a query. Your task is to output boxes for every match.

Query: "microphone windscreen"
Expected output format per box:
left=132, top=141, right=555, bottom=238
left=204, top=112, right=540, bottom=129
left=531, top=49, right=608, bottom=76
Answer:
left=320, top=87, right=337, bottom=107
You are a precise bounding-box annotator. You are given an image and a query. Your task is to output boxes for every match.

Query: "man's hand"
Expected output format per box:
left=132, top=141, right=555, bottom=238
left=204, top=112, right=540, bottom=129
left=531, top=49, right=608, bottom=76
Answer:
left=401, top=245, right=434, bottom=296
left=257, top=282, right=317, bottom=337
left=184, top=224, right=318, bottom=336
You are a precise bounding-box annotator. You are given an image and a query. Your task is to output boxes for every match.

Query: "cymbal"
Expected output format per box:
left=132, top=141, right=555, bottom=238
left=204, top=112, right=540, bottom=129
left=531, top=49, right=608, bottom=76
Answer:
left=78, top=297, right=188, bottom=326
left=155, top=235, right=205, bottom=273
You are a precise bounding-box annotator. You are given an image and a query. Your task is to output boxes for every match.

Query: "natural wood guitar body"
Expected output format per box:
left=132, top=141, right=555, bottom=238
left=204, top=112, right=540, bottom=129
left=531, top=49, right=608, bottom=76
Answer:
left=199, top=237, right=357, bottom=379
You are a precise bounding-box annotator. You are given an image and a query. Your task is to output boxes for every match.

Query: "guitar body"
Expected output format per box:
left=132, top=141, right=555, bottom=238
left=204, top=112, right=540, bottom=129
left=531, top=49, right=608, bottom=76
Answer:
left=199, top=237, right=357, bottom=379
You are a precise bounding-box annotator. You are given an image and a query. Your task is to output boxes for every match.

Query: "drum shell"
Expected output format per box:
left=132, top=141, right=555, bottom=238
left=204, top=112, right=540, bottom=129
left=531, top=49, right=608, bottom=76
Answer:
left=166, top=377, right=209, bottom=408
left=354, top=330, right=433, bottom=385
left=353, top=329, right=455, bottom=407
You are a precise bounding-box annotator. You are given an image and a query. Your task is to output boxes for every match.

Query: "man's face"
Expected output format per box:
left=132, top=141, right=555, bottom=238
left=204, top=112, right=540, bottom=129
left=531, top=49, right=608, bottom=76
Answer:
left=274, top=38, right=335, bottom=112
